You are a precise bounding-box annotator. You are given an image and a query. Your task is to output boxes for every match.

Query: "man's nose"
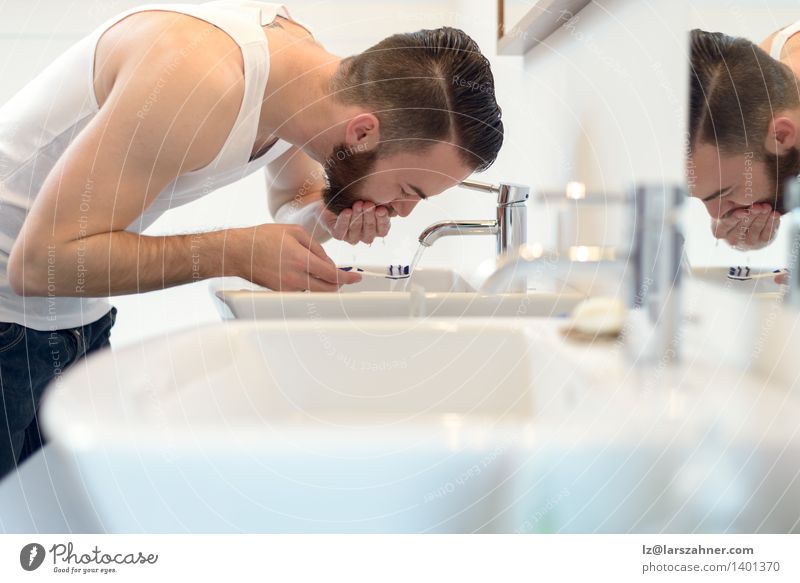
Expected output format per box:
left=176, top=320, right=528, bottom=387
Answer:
left=393, top=199, right=419, bottom=217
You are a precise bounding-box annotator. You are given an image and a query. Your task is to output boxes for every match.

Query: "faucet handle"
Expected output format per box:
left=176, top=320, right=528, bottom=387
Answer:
left=459, top=179, right=530, bottom=206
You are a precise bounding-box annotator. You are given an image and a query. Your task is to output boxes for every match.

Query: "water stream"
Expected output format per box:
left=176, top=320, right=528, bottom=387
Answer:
left=401, top=244, right=427, bottom=291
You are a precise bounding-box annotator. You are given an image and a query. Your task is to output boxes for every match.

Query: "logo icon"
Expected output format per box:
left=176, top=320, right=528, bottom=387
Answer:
left=20, top=543, right=46, bottom=571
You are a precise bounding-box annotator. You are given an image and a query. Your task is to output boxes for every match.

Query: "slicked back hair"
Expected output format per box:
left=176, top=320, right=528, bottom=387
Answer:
left=331, top=27, right=504, bottom=171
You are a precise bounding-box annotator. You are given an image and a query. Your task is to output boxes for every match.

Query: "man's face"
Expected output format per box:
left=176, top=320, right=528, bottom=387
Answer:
left=322, top=141, right=473, bottom=217
left=687, top=141, right=777, bottom=219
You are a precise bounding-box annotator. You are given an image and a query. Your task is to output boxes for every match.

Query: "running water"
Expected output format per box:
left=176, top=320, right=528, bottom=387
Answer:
left=401, top=244, right=427, bottom=291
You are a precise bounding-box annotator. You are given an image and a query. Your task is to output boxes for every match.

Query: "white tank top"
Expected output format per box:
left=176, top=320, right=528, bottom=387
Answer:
left=0, top=1, right=306, bottom=330
left=770, top=21, right=800, bottom=60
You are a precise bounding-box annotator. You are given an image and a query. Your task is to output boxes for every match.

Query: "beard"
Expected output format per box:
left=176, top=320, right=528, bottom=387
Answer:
left=767, top=146, right=800, bottom=214
left=321, top=143, right=380, bottom=215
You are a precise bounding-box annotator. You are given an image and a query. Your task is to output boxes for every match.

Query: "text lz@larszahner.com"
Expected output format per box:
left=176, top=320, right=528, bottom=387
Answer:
left=49, top=542, right=158, bottom=573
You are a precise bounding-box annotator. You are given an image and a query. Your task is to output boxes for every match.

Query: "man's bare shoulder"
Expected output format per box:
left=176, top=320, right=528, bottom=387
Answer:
left=92, top=10, right=246, bottom=174
left=94, top=10, right=244, bottom=109
left=759, top=31, right=778, bottom=54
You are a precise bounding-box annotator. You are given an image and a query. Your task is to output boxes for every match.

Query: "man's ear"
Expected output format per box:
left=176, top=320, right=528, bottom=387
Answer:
left=765, top=116, right=798, bottom=155
left=344, top=113, right=380, bottom=152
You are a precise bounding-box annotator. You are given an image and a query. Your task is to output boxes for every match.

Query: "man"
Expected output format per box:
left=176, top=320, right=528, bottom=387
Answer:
left=688, top=28, right=800, bottom=251
left=0, top=1, right=503, bottom=477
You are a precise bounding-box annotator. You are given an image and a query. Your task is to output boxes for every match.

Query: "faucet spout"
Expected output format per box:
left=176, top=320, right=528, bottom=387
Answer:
left=417, top=179, right=528, bottom=255
left=418, top=220, right=498, bottom=247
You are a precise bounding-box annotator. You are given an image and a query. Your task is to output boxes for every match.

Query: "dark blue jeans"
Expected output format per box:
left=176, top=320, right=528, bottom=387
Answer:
left=0, top=306, right=117, bottom=480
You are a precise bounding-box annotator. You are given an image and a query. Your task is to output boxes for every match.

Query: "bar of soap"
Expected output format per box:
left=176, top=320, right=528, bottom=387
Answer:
left=569, top=297, right=624, bottom=337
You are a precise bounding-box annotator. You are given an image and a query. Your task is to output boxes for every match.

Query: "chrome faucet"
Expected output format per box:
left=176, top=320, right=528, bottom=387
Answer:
left=418, top=179, right=529, bottom=256
left=481, top=183, right=685, bottom=364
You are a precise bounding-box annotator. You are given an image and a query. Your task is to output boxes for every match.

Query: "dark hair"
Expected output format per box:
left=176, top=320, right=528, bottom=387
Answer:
left=690, top=29, right=800, bottom=212
left=330, top=27, right=503, bottom=171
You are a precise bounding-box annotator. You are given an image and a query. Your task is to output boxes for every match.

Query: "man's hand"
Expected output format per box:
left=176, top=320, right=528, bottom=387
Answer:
left=266, top=147, right=393, bottom=245
left=229, top=224, right=361, bottom=291
left=320, top=201, right=392, bottom=245
left=711, top=203, right=781, bottom=250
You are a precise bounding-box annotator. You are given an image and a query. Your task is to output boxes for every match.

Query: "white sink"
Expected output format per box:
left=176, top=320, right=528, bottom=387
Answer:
left=41, top=319, right=538, bottom=533
left=210, top=266, right=473, bottom=297
left=212, top=265, right=585, bottom=321
left=215, top=290, right=585, bottom=320
left=342, top=265, right=474, bottom=292
left=38, top=316, right=800, bottom=533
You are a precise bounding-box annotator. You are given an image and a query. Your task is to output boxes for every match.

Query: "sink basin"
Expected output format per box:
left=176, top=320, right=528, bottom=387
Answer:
left=216, top=290, right=584, bottom=320
left=211, top=264, right=584, bottom=321
left=343, top=265, right=474, bottom=292
left=41, top=319, right=537, bottom=532
left=38, top=317, right=800, bottom=533
left=210, top=266, right=473, bottom=297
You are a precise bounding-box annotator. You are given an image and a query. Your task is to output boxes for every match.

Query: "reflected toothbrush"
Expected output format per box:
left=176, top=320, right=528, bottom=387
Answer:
left=727, top=266, right=788, bottom=281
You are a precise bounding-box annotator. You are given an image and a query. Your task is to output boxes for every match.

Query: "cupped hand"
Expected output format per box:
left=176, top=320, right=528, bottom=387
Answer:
left=321, top=201, right=392, bottom=245
left=711, top=203, right=780, bottom=250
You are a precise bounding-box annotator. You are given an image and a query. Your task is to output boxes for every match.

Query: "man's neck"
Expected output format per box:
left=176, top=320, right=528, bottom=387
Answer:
left=254, top=39, right=356, bottom=163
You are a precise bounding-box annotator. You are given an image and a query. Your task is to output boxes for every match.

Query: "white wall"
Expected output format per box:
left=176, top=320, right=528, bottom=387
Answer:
left=0, top=0, right=691, bottom=346
left=452, top=0, right=688, bottom=254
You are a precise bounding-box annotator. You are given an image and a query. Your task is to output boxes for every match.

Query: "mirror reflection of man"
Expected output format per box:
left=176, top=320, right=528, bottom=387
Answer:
left=688, top=27, right=800, bottom=251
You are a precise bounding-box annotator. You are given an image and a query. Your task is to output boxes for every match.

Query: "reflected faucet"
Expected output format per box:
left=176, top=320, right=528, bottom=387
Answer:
left=418, top=179, right=529, bottom=256
left=785, top=179, right=800, bottom=307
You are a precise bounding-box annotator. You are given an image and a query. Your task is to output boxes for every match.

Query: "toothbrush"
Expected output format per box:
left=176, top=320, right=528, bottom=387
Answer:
left=727, top=266, right=788, bottom=281
left=338, top=265, right=411, bottom=279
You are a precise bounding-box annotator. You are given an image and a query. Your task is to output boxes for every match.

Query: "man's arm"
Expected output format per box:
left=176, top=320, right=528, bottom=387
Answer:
left=8, top=14, right=354, bottom=296
left=266, top=146, right=392, bottom=245
left=267, top=145, right=331, bottom=241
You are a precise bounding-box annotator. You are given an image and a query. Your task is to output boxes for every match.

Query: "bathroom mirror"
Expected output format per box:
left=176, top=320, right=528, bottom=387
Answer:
left=684, top=2, right=799, bottom=289
left=497, top=0, right=591, bottom=55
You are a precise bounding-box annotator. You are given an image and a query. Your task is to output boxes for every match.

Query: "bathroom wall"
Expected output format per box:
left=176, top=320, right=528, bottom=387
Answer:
left=451, top=0, right=689, bottom=256
left=0, top=0, right=690, bottom=346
